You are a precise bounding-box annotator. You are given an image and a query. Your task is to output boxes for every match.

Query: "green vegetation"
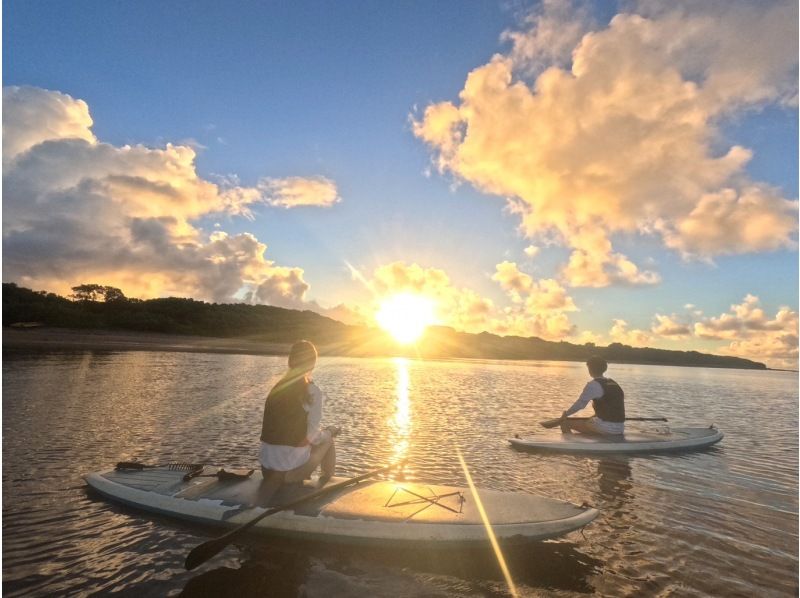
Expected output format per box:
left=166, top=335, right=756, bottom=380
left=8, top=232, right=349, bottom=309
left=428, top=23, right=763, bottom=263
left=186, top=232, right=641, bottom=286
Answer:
left=3, top=282, right=767, bottom=370
left=2, top=282, right=348, bottom=344
left=417, top=327, right=766, bottom=369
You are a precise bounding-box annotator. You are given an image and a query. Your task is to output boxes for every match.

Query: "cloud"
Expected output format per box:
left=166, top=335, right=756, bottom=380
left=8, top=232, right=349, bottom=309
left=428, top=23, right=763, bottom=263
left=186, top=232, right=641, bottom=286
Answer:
left=492, top=261, right=577, bottom=311
left=692, top=295, right=798, bottom=368
left=413, top=1, right=798, bottom=286
left=651, top=314, right=692, bottom=338
left=259, top=176, right=340, bottom=209
left=632, top=295, right=798, bottom=368
left=609, top=319, right=652, bottom=347
left=368, top=261, right=496, bottom=334
left=523, top=244, right=540, bottom=258
left=659, top=186, right=798, bottom=258
left=694, top=295, right=797, bottom=337
left=319, top=303, right=370, bottom=327
left=573, top=329, right=602, bottom=345
left=501, top=0, right=593, bottom=74
left=3, top=86, right=96, bottom=162
left=2, top=86, right=337, bottom=306
left=492, top=261, right=578, bottom=337
left=357, top=260, right=578, bottom=340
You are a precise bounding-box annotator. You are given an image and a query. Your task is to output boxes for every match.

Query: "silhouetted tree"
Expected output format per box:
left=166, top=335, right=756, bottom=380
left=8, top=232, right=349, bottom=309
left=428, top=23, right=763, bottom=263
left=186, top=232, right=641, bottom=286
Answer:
left=70, top=284, right=126, bottom=303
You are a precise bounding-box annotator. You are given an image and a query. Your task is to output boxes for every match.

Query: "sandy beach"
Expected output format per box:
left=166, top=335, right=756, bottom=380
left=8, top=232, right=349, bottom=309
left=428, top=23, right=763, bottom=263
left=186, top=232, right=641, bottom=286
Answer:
left=2, top=327, right=291, bottom=357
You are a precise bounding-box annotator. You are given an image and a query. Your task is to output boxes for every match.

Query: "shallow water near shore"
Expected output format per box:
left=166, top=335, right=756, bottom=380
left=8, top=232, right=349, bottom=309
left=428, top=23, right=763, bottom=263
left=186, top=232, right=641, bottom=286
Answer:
left=3, top=350, right=798, bottom=596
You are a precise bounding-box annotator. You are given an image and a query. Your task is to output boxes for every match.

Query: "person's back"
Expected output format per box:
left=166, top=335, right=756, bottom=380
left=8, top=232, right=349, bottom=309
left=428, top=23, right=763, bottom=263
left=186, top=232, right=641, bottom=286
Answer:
left=259, top=341, right=338, bottom=502
left=560, top=356, right=625, bottom=436
left=591, top=376, right=625, bottom=426
left=261, top=374, right=312, bottom=448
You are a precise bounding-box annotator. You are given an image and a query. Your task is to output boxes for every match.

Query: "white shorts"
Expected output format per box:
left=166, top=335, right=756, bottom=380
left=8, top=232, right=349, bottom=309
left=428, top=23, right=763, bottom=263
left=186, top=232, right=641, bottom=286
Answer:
left=259, top=442, right=310, bottom=472
left=587, top=417, right=624, bottom=435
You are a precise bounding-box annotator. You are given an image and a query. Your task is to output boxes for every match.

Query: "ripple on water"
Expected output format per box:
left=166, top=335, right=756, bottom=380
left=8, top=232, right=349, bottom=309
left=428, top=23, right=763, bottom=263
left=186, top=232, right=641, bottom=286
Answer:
left=2, top=352, right=798, bottom=596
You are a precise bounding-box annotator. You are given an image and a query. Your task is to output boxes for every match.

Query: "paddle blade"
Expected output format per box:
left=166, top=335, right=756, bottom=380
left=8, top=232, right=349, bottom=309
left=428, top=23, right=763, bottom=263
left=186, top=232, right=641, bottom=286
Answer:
left=185, top=537, right=228, bottom=571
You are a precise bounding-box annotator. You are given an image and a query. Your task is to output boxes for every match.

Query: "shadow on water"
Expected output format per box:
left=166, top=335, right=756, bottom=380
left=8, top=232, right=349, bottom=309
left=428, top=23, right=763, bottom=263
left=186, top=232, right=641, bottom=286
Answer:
left=180, top=550, right=313, bottom=598
left=595, top=456, right=633, bottom=511
left=179, top=538, right=604, bottom=596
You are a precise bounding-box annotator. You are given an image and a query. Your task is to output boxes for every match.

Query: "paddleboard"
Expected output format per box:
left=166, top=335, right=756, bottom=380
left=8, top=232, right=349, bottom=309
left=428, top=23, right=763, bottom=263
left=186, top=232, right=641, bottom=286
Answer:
left=84, top=466, right=598, bottom=546
left=509, top=426, right=723, bottom=454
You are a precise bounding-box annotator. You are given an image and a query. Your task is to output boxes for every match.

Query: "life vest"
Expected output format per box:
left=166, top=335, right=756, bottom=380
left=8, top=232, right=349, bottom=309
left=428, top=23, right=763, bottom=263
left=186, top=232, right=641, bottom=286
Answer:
left=592, top=377, right=625, bottom=423
left=260, top=376, right=310, bottom=447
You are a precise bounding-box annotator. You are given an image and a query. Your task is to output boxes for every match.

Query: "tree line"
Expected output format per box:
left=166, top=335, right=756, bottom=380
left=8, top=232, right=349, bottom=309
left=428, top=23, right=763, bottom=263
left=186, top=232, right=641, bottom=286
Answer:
left=3, top=282, right=767, bottom=370
left=3, top=282, right=348, bottom=344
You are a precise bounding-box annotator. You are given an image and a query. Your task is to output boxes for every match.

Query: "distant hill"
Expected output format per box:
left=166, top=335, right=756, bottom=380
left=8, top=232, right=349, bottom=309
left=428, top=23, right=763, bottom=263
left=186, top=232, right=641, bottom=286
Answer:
left=2, top=282, right=767, bottom=370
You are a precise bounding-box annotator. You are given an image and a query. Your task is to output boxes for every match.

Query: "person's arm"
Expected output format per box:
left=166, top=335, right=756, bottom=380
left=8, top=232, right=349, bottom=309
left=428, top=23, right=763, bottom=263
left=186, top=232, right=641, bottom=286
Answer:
left=562, top=380, right=603, bottom=418
left=304, top=383, right=326, bottom=445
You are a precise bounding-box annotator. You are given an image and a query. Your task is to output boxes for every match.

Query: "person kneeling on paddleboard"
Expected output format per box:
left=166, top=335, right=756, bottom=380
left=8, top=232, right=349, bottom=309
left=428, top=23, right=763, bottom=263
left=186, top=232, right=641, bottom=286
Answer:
left=259, top=340, right=339, bottom=500
left=559, top=356, right=625, bottom=436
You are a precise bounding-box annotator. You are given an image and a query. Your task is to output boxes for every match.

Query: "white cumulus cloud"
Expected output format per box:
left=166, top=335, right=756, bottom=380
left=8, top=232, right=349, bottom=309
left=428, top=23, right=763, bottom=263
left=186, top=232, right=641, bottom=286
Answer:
left=259, top=176, right=340, bottom=209
left=2, top=86, right=338, bottom=306
left=413, top=0, right=798, bottom=286
left=693, top=295, right=798, bottom=368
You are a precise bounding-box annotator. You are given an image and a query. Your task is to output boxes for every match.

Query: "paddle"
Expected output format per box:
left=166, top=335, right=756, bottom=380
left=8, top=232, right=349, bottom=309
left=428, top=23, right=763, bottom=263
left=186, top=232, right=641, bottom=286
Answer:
left=183, top=468, right=255, bottom=482
left=184, top=459, right=406, bottom=570
left=116, top=461, right=203, bottom=472
left=540, top=416, right=668, bottom=429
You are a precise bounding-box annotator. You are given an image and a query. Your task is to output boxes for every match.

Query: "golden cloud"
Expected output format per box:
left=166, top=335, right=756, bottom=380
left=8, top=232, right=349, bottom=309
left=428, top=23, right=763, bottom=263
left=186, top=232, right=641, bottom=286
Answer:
left=413, top=1, right=798, bottom=286
left=492, top=261, right=577, bottom=312
left=609, top=319, right=652, bottom=347
left=692, top=295, right=798, bottom=369
left=259, top=176, right=340, bottom=209
left=2, top=86, right=337, bottom=306
left=360, top=260, right=578, bottom=340
left=651, top=314, right=692, bottom=338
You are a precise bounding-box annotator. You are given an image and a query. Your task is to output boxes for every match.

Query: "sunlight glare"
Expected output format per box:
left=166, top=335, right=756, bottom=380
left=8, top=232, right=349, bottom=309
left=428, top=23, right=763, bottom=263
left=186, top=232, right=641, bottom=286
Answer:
left=389, top=357, right=411, bottom=463
left=375, top=293, right=436, bottom=344
left=457, top=449, right=518, bottom=598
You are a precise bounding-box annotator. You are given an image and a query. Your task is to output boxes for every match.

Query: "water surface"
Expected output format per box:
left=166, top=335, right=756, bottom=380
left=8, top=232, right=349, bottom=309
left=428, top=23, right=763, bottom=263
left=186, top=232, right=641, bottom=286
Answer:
left=3, top=351, right=798, bottom=596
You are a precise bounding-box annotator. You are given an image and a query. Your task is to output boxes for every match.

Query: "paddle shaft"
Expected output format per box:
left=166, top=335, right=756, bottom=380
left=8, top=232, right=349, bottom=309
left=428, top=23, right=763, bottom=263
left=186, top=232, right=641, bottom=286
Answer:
left=115, top=461, right=202, bottom=471
left=184, top=460, right=405, bottom=570
left=540, top=416, right=667, bottom=429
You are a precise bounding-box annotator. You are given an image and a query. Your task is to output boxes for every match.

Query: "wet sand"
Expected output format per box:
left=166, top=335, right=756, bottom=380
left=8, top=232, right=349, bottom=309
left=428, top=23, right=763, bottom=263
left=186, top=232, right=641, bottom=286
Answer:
left=2, top=327, right=291, bottom=356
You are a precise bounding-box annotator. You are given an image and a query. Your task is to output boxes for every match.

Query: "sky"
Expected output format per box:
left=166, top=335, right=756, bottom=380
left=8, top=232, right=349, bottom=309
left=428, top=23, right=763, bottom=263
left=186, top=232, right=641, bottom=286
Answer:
left=3, top=0, right=798, bottom=368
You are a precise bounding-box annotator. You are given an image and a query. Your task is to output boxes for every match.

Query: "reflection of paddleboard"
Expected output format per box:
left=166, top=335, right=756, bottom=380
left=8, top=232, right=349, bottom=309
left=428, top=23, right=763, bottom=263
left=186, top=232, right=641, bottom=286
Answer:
left=509, top=426, right=723, bottom=454
left=85, top=467, right=598, bottom=545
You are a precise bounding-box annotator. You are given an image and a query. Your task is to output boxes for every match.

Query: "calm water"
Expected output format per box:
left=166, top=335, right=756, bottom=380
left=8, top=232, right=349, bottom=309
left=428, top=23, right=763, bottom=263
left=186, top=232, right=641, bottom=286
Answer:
left=3, top=351, right=798, bottom=597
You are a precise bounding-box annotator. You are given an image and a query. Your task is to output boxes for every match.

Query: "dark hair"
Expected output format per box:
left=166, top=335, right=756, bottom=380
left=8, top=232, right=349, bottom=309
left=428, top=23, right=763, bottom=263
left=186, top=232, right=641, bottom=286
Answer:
left=586, top=355, right=607, bottom=376
left=288, top=340, right=317, bottom=372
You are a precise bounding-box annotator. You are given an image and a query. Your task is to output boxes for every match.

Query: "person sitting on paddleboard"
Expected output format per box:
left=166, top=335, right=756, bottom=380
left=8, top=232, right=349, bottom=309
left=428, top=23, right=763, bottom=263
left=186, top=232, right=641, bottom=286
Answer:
left=259, top=340, right=339, bottom=495
left=559, top=356, right=625, bottom=436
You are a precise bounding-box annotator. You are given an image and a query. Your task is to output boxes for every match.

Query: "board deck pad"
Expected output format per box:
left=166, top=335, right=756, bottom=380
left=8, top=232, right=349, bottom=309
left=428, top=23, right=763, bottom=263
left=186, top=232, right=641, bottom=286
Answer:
left=86, top=466, right=599, bottom=546
left=509, top=426, right=723, bottom=454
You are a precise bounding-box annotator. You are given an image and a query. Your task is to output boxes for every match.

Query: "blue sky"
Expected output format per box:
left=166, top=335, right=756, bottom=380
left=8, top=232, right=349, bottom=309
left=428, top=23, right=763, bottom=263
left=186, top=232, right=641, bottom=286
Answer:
left=3, top=1, right=798, bottom=367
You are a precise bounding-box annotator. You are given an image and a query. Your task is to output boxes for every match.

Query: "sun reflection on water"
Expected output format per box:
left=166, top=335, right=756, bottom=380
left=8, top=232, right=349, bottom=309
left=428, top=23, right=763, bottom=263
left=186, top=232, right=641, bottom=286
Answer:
left=389, top=357, right=412, bottom=464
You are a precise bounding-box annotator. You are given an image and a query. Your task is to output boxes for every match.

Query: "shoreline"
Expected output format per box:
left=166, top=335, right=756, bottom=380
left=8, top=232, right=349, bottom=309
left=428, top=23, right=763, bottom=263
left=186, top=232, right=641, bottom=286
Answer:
left=2, top=327, right=291, bottom=357
left=3, top=327, right=792, bottom=372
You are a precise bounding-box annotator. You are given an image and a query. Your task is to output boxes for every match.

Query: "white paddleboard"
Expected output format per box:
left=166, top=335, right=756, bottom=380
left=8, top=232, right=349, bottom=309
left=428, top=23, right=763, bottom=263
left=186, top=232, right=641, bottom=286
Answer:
left=509, top=426, right=723, bottom=454
left=85, top=467, right=598, bottom=546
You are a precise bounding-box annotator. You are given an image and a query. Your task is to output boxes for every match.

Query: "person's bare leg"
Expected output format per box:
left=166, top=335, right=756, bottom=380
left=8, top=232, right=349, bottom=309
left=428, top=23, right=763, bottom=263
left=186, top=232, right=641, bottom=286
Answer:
left=318, top=440, right=336, bottom=487
left=284, top=437, right=332, bottom=484
left=258, top=468, right=285, bottom=505
left=561, top=419, right=602, bottom=436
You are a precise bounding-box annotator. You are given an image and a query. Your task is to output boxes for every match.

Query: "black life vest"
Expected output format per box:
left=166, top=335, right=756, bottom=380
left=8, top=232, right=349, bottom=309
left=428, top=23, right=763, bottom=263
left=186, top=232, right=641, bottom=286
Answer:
left=592, top=377, right=625, bottom=423
left=260, top=376, right=310, bottom=447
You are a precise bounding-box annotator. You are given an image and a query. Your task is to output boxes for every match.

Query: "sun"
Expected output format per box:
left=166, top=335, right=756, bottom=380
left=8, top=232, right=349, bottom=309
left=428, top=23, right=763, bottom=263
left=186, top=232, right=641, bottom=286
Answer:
left=376, top=293, right=437, bottom=344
